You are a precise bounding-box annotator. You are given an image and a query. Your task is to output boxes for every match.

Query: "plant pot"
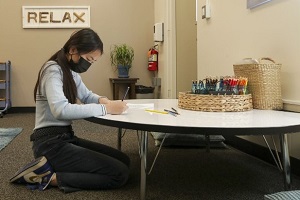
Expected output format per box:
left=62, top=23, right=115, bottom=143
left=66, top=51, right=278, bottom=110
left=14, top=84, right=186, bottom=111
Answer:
left=117, top=65, right=130, bottom=78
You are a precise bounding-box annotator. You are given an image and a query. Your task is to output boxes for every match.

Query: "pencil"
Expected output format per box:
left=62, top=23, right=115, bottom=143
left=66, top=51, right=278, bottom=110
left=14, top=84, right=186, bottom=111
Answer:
left=122, top=87, right=130, bottom=101
left=145, top=109, right=168, bottom=114
left=171, top=107, right=180, bottom=115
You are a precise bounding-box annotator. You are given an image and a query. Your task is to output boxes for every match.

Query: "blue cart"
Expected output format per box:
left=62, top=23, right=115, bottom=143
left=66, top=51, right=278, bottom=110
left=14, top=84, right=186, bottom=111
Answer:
left=0, top=61, right=11, bottom=117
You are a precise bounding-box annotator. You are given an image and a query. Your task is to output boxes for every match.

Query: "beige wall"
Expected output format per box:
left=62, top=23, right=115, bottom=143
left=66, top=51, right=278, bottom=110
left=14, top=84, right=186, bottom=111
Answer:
left=197, top=0, right=300, bottom=104
left=0, top=1, right=154, bottom=106
left=196, top=0, right=300, bottom=159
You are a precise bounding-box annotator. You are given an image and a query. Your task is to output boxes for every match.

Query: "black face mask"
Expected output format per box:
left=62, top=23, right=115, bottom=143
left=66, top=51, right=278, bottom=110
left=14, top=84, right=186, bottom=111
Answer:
left=69, top=56, right=92, bottom=73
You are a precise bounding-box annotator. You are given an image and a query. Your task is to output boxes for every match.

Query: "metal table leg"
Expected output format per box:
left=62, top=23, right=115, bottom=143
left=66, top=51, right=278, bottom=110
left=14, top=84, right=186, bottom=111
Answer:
left=118, top=128, right=122, bottom=150
left=280, top=133, right=291, bottom=190
left=140, top=131, right=148, bottom=200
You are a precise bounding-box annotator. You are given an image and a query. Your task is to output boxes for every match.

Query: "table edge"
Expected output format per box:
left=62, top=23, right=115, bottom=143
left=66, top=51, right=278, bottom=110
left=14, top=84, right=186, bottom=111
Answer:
left=85, top=117, right=300, bottom=136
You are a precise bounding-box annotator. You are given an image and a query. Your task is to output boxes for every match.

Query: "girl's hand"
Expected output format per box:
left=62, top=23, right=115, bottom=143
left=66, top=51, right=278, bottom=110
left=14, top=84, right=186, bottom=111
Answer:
left=105, top=100, right=128, bottom=115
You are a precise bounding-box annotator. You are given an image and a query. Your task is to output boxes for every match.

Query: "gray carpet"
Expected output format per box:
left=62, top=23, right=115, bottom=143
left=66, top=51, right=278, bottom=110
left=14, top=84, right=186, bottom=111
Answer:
left=1, top=113, right=300, bottom=200
left=0, top=128, right=23, bottom=151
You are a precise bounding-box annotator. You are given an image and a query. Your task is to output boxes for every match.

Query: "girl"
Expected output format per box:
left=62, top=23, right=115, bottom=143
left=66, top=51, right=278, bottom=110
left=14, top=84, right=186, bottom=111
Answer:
left=10, top=28, right=130, bottom=193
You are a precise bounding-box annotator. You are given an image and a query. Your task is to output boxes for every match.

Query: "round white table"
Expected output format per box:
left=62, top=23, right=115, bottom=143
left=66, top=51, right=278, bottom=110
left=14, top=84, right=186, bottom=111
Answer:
left=86, top=99, right=300, bottom=200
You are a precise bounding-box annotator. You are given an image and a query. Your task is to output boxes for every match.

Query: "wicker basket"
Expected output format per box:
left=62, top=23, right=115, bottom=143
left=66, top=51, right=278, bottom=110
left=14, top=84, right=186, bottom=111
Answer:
left=178, top=92, right=253, bottom=112
left=233, top=58, right=283, bottom=110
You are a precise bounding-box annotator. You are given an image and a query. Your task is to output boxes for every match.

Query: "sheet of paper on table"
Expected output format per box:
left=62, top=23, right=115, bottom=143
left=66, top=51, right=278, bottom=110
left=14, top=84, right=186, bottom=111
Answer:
left=127, top=103, right=154, bottom=110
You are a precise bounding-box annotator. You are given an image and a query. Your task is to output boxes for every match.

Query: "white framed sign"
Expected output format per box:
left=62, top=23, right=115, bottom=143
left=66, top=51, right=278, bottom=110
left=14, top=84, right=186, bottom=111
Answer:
left=22, top=6, right=90, bottom=28
left=247, top=0, right=272, bottom=9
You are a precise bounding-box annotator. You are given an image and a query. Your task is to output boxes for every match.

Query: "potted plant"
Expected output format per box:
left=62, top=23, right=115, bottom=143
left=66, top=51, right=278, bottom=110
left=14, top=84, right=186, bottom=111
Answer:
left=110, top=44, right=134, bottom=78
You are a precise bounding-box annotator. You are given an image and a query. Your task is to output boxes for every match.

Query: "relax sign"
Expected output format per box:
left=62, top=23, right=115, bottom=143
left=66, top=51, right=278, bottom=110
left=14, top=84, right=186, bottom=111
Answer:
left=22, top=6, right=90, bottom=28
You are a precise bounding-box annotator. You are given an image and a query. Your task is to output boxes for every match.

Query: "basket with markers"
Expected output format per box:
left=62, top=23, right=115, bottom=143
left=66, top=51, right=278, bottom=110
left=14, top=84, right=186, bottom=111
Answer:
left=178, top=76, right=253, bottom=112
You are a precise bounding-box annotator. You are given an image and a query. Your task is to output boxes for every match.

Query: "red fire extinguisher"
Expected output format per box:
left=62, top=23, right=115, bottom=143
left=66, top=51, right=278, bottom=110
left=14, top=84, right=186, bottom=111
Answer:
left=148, top=45, right=158, bottom=71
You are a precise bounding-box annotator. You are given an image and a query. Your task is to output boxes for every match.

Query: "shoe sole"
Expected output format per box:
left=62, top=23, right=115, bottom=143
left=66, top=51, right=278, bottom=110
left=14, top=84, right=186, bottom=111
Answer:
left=10, top=156, right=47, bottom=183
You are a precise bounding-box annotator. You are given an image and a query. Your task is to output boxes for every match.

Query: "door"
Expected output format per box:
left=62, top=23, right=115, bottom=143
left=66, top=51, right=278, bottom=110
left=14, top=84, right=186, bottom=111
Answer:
left=176, top=0, right=197, bottom=97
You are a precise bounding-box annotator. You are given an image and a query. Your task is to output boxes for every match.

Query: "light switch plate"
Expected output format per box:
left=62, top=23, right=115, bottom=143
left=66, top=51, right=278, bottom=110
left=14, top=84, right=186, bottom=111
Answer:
left=202, top=3, right=211, bottom=19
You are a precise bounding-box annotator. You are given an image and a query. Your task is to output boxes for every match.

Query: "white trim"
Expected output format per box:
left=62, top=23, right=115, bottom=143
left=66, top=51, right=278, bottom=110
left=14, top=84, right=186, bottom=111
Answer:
left=166, top=0, right=177, bottom=98
left=22, top=6, right=90, bottom=28
left=283, top=99, right=300, bottom=106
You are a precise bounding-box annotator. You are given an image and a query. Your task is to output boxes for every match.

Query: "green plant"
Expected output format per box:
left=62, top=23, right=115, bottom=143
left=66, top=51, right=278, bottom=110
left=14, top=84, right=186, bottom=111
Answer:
left=110, top=44, right=134, bottom=68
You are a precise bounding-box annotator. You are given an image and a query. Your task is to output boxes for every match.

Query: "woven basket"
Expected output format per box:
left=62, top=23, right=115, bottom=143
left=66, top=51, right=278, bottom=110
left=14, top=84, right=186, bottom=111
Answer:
left=178, top=92, right=253, bottom=112
left=233, top=58, right=283, bottom=110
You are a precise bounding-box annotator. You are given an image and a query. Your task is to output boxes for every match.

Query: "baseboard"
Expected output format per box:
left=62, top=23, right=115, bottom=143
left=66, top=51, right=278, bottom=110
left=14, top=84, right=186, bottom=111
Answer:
left=8, top=107, right=35, bottom=113
left=224, top=135, right=300, bottom=178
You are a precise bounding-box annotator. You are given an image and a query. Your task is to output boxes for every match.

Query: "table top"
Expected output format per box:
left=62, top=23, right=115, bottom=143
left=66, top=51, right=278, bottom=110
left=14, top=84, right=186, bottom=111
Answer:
left=109, top=78, right=139, bottom=83
left=86, top=99, right=300, bottom=136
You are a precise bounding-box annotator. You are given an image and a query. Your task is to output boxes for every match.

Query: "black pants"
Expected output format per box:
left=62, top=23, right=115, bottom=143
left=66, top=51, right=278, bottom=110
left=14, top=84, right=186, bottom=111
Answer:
left=32, top=128, right=130, bottom=193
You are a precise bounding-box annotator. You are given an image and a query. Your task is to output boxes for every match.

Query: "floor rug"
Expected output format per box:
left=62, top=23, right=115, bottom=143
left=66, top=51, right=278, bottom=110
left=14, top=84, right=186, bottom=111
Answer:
left=0, top=128, right=23, bottom=151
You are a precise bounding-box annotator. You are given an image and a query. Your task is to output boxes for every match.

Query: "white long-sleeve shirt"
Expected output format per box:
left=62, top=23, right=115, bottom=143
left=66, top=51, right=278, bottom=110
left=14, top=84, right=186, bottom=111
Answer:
left=34, top=61, right=107, bottom=129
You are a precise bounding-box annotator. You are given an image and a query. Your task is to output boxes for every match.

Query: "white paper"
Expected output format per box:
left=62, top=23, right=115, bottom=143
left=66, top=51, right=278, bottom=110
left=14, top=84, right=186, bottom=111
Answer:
left=127, top=103, right=154, bottom=110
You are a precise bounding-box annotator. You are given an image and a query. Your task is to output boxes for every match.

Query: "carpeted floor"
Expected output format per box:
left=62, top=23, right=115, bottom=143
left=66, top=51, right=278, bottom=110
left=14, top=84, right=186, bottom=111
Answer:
left=1, top=113, right=300, bottom=200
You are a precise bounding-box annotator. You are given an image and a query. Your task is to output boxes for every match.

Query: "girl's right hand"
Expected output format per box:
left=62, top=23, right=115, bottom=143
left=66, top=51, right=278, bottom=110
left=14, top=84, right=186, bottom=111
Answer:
left=105, top=100, right=128, bottom=115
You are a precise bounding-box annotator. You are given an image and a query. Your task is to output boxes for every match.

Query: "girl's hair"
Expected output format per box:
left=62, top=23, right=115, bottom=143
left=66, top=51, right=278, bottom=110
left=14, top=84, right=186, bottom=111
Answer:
left=34, top=28, right=103, bottom=103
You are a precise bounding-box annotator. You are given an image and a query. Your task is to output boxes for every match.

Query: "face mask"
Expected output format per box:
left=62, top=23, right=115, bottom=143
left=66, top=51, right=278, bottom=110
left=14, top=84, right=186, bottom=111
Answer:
left=69, top=56, right=91, bottom=73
